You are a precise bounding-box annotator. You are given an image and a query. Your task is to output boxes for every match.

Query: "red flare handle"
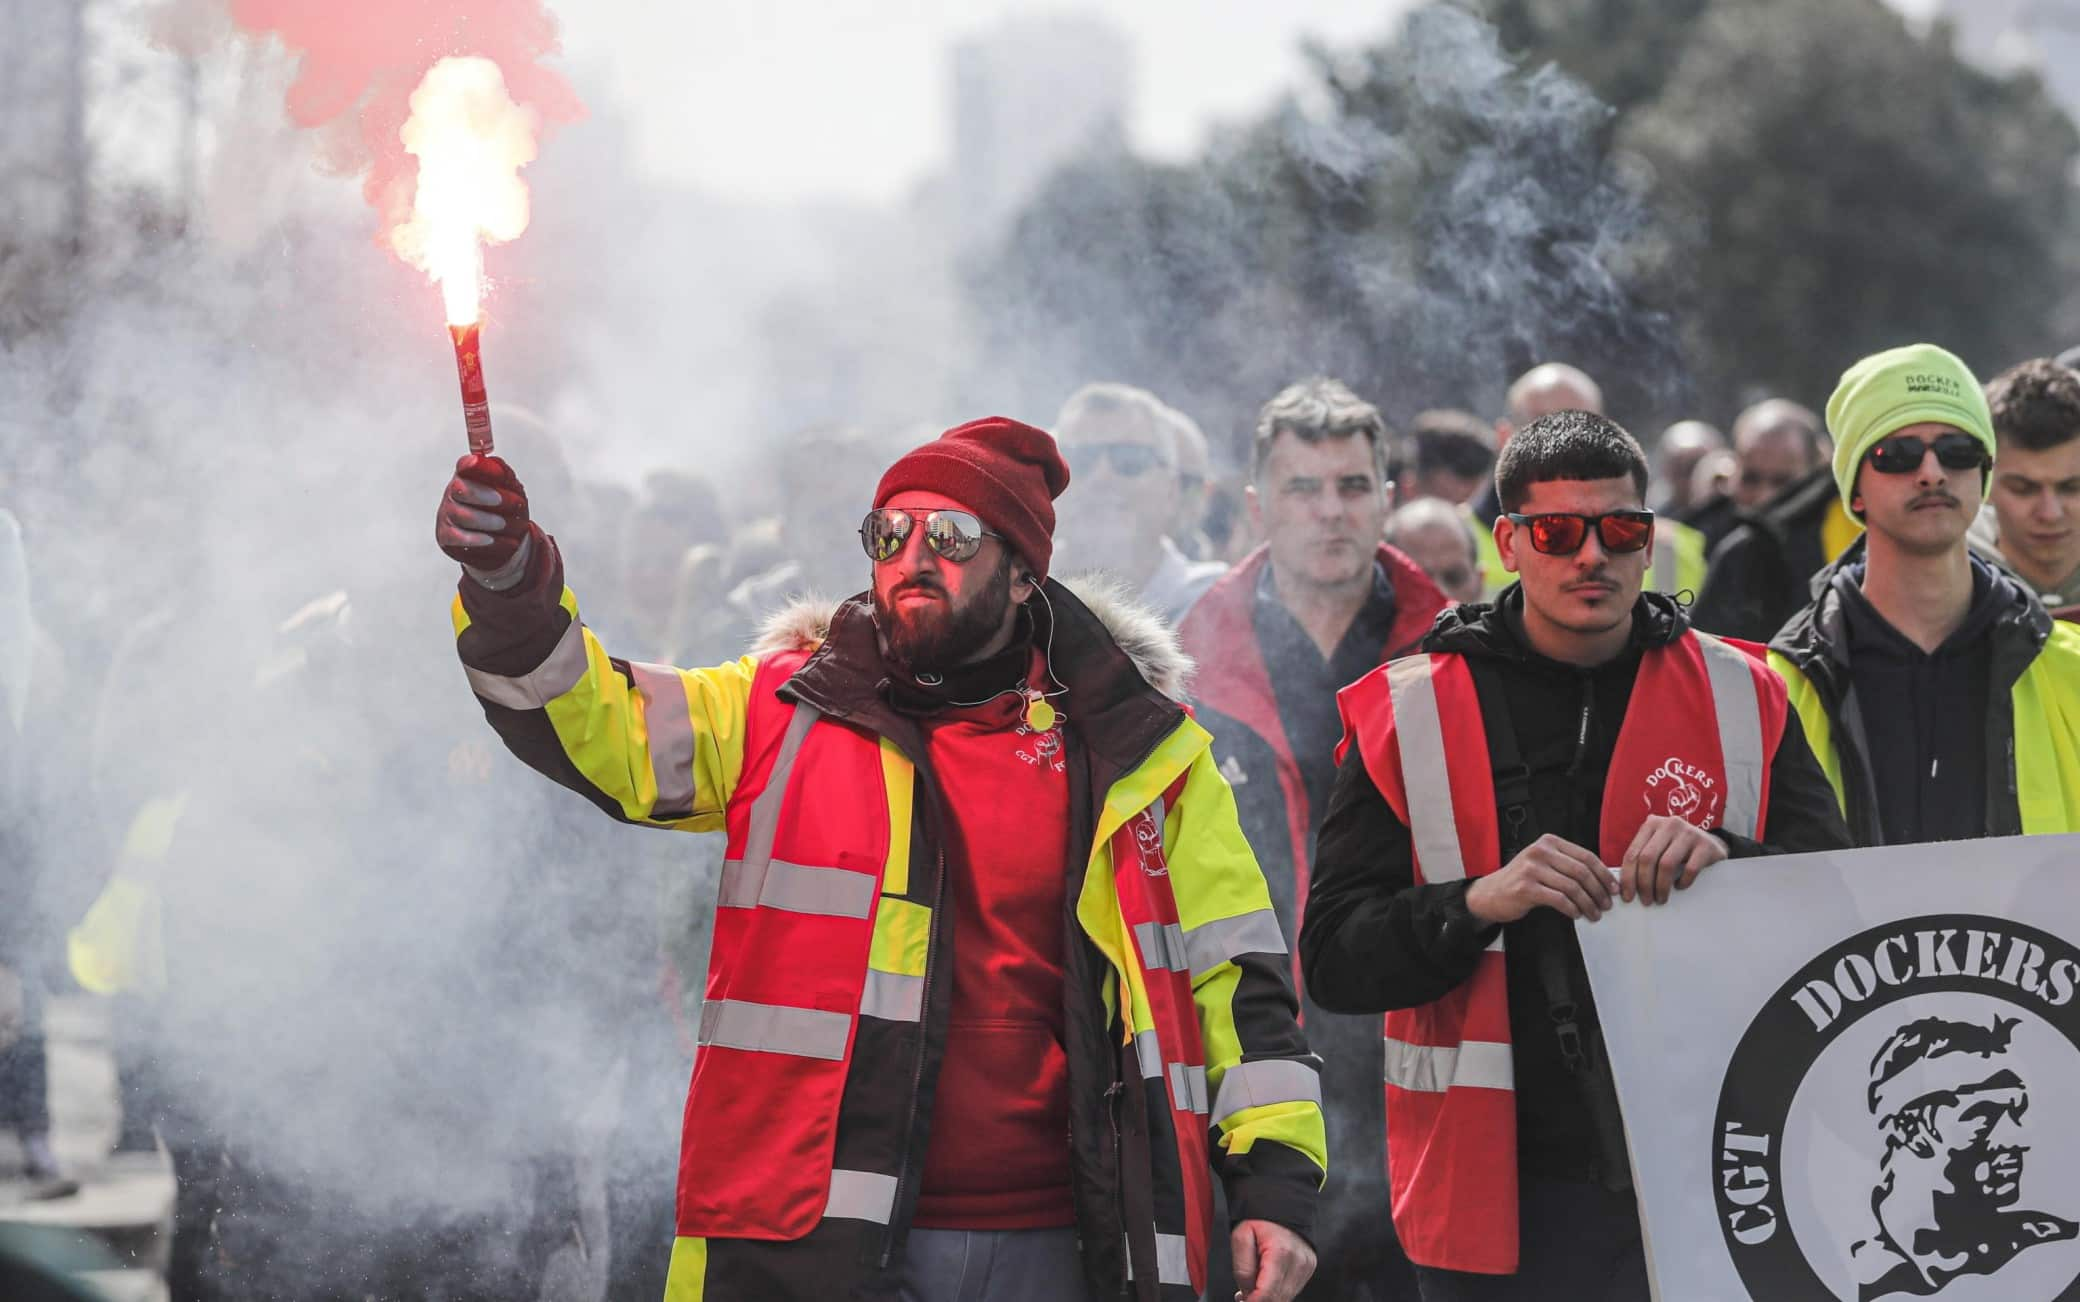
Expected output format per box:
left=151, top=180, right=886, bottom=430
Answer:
left=449, top=321, right=495, bottom=455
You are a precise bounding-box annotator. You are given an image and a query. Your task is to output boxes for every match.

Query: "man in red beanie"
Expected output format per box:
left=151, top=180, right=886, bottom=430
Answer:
left=436, top=418, right=1325, bottom=1302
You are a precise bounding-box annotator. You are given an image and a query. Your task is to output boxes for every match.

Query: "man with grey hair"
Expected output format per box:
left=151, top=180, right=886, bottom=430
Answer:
left=1179, top=377, right=1447, bottom=1300
left=1052, top=383, right=1226, bottom=622
left=1385, top=498, right=1482, bottom=605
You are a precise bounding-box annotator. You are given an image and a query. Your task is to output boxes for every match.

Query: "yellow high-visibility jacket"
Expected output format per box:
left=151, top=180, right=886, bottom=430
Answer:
left=1768, top=556, right=2080, bottom=842
left=453, top=548, right=1326, bottom=1302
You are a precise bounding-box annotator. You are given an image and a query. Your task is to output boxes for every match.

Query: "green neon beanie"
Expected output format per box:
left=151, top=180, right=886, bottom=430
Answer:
left=1827, top=343, right=1995, bottom=515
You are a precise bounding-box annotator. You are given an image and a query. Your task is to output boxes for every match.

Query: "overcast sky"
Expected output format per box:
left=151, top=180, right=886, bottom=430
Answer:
left=556, top=1, right=1419, bottom=205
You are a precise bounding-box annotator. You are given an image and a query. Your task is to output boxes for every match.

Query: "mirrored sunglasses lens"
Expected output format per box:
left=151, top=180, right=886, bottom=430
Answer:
left=862, top=511, right=909, bottom=561
left=1600, top=514, right=1654, bottom=553
left=925, top=512, right=982, bottom=560
left=1530, top=515, right=1587, bottom=554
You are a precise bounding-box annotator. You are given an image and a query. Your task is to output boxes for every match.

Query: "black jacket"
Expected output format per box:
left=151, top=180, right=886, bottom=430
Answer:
left=1768, top=541, right=2054, bottom=846
left=1299, top=589, right=1851, bottom=1183
left=1678, top=492, right=1742, bottom=556
left=1690, top=465, right=1842, bottom=643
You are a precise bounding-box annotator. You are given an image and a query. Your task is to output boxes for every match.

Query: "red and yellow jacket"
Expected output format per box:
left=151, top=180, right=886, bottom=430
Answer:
left=453, top=536, right=1327, bottom=1301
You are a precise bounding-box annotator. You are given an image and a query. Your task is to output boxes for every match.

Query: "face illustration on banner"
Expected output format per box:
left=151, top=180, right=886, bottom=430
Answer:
left=1715, top=917, right=2080, bottom=1301
left=1643, top=753, right=1722, bottom=828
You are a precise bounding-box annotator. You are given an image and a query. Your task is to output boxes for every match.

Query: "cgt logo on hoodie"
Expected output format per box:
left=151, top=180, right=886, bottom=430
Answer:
left=1643, top=755, right=1721, bottom=829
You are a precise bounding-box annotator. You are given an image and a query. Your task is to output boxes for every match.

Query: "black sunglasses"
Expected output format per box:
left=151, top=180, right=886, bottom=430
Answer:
left=1065, top=442, right=1168, bottom=478
left=859, top=508, right=1001, bottom=563
left=1505, top=509, right=1656, bottom=556
left=1865, top=432, right=1990, bottom=476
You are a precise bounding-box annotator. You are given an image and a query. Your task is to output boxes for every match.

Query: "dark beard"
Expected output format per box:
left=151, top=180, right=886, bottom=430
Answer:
left=875, top=554, right=1014, bottom=673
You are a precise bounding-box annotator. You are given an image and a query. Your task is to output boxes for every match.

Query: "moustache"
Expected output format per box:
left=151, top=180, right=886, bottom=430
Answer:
left=1911, top=492, right=1961, bottom=509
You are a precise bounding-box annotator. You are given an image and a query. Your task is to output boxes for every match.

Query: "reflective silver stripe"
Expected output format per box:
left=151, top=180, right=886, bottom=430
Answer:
left=823, top=1169, right=898, bottom=1223
left=721, top=703, right=824, bottom=910
left=1133, top=920, right=1190, bottom=973
left=1124, top=1231, right=1194, bottom=1287
left=1134, top=1029, right=1164, bottom=1080
left=1383, top=1037, right=1512, bottom=1093
left=1387, top=657, right=1465, bottom=881
left=463, top=615, right=589, bottom=709
left=1695, top=634, right=1766, bottom=838
left=859, top=968, right=924, bottom=1023
left=1182, top=908, right=1287, bottom=977
left=1210, top=1058, right=1322, bottom=1126
left=629, top=662, right=697, bottom=817
left=716, top=858, right=875, bottom=919
left=697, top=999, right=850, bottom=1060
left=1485, top=932, right=1505, bottom=952
left=1167, top=1062, right=1210, bottom=1115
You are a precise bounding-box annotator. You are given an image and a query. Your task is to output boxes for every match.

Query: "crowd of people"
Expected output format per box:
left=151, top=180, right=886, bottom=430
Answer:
left=7, top=334, right=2080, bottom=1302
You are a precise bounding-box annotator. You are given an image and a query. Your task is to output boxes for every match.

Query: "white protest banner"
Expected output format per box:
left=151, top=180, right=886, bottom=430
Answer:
left=1577, top=834, right=2080, bottom=1302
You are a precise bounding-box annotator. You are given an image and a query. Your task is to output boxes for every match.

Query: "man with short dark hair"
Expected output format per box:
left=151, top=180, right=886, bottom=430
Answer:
left=1769, top=344, right=2080, bottom=846
left=1179, top=376, right=1447, bottom=1300
left=1402, top=410, right=1496, bottom=508
left=1970, top=358, right=2080, bottom=613
left=438, top=417, right=1325, bottom=1301
left=1303, top=410, right=1849, bottom=1301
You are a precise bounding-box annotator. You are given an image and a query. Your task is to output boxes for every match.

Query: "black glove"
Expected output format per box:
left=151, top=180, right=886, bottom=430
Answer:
left=436, top=454, right=532, bottom=585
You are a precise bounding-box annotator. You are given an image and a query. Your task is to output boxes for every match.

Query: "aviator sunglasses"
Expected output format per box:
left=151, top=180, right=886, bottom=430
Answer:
left=1505, top=509, right=1656, bottom=556
left=1864, top=432, right=1991, bottom=476
left=859, top=508, right=1001, bottom=563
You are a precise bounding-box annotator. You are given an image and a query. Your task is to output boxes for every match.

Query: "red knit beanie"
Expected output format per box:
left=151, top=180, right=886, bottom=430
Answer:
left=873, top=417, right=1071, bottom=579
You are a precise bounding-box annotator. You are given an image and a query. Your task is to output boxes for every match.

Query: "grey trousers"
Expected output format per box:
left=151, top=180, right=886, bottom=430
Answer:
left=897, top=1227, right=1099, bottom=1302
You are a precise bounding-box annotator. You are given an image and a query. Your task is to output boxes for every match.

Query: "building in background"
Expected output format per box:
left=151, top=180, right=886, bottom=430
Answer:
left=947, top=15, right=1133, bottom=247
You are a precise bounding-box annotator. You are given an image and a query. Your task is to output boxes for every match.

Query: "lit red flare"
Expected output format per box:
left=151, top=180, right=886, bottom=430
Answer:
left=450, top=322, right=495, bottom=456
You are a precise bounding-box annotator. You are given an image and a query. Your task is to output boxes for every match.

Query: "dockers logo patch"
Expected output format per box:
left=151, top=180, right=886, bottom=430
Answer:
left=1714, top=916, right=2080, bottom=1300
left=1644, top=755, right=1721, bottom=829
left=1128, top=807, right=1168, bottom=878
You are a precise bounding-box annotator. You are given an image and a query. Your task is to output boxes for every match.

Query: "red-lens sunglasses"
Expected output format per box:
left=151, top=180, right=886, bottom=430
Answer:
left=1505, top=509, right=1656, bottom=556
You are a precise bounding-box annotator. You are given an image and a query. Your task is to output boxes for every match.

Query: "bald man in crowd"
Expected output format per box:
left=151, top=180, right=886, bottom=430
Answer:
left=1731, top=401, right=1828, bottom=513
left=1469, top=365, right=1604, bottom=594
left=1654, top=420, right=1732, bottom=543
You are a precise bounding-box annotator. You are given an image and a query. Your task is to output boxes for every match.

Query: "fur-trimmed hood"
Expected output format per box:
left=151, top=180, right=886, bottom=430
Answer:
left=750, top=574, right=1195, bottom=701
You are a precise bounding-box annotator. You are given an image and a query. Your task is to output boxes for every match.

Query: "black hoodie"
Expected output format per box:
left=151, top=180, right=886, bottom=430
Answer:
left=1768, top=541, right=2053, bottom=846
left=1690, top=464, right=1843, bottom=643
left=1300, top=588, right=1850, bottom=1185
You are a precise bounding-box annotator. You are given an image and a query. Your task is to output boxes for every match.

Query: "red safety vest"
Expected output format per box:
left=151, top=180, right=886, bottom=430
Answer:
left=1333, top=630, right=1787, bottom=1274
left=679, top=649, right=1219, bottom=1295
left=679, top=651, right=893, bottom=1240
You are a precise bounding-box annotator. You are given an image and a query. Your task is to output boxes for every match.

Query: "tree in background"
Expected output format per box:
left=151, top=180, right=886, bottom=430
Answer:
left=972, top=0, right=2080, bottom=460
left=1608, top=0, right=2080, bottom=410
left=965, top=5, right=1684, bottom=462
